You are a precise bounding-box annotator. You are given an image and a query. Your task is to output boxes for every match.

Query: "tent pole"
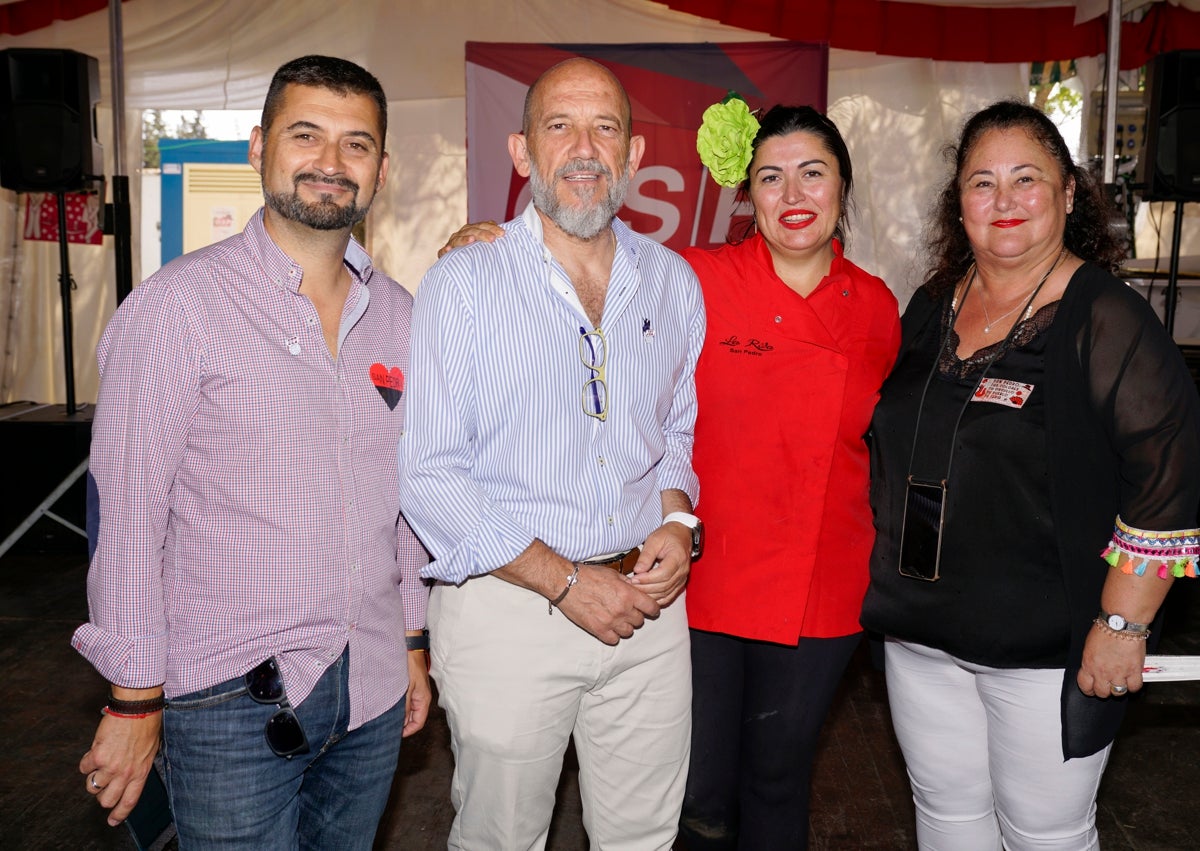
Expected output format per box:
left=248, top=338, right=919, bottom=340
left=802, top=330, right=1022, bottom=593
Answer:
left=1101, top=0, right=1120, bottom=185
left=55, top=190, right=77, bottom=416
left=108, top=0, right=125, bottom=177
left=108, top=0, right=133, bottom=305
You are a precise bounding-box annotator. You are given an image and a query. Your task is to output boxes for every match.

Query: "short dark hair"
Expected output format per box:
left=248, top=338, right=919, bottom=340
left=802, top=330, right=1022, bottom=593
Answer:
left=261, top=55, right=388, bottom=140
left=733, top=105, right=855, bottom=246
left=924, top=99, right=1125, bottom=298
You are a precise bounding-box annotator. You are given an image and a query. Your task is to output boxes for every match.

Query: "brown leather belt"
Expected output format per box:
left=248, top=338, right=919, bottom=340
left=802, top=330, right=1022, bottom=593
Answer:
left=580, top=547, right=641, bottom=576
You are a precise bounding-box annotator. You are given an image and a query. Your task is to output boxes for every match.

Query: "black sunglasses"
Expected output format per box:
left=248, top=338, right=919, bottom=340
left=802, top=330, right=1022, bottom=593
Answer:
left=244, top=657, right=310, bottom=758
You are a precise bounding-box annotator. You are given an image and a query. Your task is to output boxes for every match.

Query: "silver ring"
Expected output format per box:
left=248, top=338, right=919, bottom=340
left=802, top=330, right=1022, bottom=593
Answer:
left=1111, top=683, right=1129, bottom=695
left=88, top=771, right=105, bottom=791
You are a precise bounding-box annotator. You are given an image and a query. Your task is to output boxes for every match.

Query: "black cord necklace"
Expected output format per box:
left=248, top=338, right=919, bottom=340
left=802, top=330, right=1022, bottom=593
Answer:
left=905, top=247, right=1065, bottom=499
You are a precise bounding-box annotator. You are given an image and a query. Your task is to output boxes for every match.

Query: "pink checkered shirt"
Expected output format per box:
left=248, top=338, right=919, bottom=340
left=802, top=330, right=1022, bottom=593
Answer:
left=72, top=209, right=428, bottom=729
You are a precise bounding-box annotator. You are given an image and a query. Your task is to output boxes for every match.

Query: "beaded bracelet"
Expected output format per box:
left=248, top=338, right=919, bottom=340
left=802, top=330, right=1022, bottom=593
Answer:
left=1101, top=515, right=1200, bottom=579
left=548, top=564, right=581, bottom=615
left=1093, top=618, right=1151, bottom=641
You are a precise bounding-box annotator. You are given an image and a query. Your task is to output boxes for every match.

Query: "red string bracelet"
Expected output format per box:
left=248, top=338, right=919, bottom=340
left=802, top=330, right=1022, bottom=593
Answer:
left=101, top=706, right=162, bottom=719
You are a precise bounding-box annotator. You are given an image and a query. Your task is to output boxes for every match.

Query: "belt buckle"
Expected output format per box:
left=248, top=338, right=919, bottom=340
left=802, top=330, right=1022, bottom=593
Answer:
left=582, top=547, right=640, bottom=576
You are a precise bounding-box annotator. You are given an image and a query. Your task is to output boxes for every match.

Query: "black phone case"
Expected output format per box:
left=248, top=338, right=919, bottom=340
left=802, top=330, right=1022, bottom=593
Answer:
left=124, top=759, right=175, bottom=851
left=898, top=477, right=946, bottom=582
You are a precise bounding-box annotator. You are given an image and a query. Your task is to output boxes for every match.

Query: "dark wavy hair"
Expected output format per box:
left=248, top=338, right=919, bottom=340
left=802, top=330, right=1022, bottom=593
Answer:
left=924, top=99, right=1125, bottom=298
left=262, top=55, right=388, bottom=140
left=731, top=105, right=854, bottom=247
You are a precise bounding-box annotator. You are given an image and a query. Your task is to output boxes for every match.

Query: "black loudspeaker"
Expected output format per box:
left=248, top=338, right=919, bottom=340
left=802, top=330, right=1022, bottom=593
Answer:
left=0, top=48, right=102, bottom=193
left=1141, top=50, right=1200, bottom=202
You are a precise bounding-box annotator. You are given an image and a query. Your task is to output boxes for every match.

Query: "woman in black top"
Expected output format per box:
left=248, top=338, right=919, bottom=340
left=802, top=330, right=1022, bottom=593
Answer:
left=861, top=101, right=1200, bottom=850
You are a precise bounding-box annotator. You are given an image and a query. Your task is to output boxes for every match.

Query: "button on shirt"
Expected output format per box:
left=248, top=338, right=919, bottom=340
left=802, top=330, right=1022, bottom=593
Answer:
left=399, top=204, right=704, bottom=582
left=72, top=208, right=428, bottom=730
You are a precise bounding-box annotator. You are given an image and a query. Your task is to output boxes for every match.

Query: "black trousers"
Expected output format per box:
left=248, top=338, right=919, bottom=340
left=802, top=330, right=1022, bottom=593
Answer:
left=677, top=628, right=861, bottom=850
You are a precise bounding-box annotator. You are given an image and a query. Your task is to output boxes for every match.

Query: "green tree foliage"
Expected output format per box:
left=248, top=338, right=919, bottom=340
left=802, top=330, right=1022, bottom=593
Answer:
left=1038, top=83, right=1083, bottom=119
left=141, top=110, right=209, bottom=168
left=141, top=109, right=168, bottom=168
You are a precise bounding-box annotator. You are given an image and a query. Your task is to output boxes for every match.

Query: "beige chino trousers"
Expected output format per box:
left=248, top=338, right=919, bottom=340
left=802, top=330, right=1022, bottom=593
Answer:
left=429, top=574, right=691, bottom=851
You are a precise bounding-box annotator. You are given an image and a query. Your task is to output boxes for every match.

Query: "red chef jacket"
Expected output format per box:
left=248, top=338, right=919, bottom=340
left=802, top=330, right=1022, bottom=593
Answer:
left=684, top=235, right=900, bottom=643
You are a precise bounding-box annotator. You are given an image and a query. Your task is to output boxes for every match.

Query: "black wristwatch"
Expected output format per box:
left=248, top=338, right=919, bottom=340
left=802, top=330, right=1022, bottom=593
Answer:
left=405, top=629, right=430, bottom=652
left=1098, top=610, right=1149, bottom=635
left=664, top=511, right=705, bottom=559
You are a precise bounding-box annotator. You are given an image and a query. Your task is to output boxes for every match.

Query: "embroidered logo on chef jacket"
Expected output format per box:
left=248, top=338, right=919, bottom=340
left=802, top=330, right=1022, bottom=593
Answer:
left=972, top=377, right=1033, bottom=409
left=369, top=363, right=405, bottom=410
left=718, top=335, right=774, bottom=356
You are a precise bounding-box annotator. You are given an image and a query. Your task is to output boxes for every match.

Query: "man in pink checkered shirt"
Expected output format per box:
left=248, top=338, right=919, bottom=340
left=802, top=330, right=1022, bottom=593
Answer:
left=72, top=55, right=429, bottom=850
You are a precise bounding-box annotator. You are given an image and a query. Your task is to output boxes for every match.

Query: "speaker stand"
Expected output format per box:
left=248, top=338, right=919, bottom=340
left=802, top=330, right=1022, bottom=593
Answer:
left=1163, top=200, right=1187, bottom=337
left=54, top=190, right=78, bottom=415
left=0, top=457, right=88, bottom=559
left=112, top=174, right=133, bottom=303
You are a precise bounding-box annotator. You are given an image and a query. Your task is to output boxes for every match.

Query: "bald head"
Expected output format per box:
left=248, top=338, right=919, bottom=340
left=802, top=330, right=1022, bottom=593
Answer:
left=508, top=56, right=644, bottom=241
left=521, top=58, right=632, bottom=139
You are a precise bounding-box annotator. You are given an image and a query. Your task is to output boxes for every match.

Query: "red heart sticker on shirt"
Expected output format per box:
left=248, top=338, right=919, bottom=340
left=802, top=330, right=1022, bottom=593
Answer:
left=369, top=363, right=405, bottom=410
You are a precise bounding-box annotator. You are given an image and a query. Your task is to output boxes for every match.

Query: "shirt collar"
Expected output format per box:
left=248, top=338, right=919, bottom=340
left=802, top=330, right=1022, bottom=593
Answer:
left=519, top=201, right=640, bottom=268
left=518, top=202, right=643, bottom=325
left=750, top=231, right=849, bottom=286
left=245, top=206, right=375, bottom=293
left=828, top=236, right=848, bottom=275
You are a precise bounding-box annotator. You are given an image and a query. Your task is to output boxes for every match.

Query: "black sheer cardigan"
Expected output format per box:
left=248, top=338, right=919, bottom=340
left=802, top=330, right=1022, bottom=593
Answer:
left=879, top=263, right=1200, bottom=758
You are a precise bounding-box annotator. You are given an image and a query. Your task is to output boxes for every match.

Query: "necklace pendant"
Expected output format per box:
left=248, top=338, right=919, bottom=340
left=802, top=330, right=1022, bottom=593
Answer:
left=984, top=324, right=992, bottom=333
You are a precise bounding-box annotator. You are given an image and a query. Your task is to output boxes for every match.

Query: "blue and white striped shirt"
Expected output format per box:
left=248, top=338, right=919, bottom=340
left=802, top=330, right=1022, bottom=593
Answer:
left=400, top=204, right=704, bottom=584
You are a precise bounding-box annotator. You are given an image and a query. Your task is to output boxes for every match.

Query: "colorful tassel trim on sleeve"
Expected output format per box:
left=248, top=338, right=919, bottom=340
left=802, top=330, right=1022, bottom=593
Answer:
left=1100, top=516, right=1200, bottom=579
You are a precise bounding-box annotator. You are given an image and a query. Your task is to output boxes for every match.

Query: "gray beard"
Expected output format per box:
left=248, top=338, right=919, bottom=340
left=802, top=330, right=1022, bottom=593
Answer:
left=263, top=173, right=369, bottom=231
left=527, top=157, right=629, bottom=240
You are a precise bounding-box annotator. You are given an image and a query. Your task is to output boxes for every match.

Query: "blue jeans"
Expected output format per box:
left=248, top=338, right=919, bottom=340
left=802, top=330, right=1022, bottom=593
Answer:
left=162, top=648, right=405, bottom=850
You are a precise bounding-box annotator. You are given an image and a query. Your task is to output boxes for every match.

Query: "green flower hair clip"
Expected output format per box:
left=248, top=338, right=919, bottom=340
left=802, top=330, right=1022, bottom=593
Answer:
left=696, top=91, right=761, bottom=188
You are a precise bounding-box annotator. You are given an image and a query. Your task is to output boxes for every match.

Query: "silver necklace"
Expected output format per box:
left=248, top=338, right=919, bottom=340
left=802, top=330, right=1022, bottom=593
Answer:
left=976, top=248, right=1066, bottom=334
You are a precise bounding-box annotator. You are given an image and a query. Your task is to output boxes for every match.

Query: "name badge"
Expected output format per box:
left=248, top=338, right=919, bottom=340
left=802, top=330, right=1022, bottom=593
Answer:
left=972, top=378, right=1034, bottom=409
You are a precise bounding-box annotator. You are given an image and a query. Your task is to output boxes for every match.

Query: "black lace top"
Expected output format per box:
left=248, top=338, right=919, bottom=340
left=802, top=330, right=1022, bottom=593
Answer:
left=937, top=300, right=1059, bottom=378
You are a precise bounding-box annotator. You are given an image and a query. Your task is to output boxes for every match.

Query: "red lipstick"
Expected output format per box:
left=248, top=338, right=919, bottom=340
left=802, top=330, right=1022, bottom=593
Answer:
left=778, top=208, right=816, bottom=230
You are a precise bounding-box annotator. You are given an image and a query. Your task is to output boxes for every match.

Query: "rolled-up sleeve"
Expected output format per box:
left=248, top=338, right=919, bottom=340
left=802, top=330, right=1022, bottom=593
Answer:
left=397, top=512, right=429, bottom=628
left=655, top=267, right=704, bottom=507
left=71, top=280, right=202, bottom=687
left=398, top=261, right=537, bottom=584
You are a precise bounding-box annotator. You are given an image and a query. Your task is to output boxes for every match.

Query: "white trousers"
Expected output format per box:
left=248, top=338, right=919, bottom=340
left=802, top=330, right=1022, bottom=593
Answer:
left=428, top=576, right=691, bottom=851
left=884, top=639, right=1111, bottom=851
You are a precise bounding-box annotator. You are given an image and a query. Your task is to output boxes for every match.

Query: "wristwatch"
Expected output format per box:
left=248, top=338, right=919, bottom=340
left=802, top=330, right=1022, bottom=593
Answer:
left=663, top=511, right=705, bottom=559
left=1098, top=609, right=1150, bottom=634
left=405, top=629, right=430, bottom=652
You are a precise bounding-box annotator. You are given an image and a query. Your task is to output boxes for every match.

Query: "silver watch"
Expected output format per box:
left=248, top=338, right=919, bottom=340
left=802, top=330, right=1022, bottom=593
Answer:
left=1099, top=609, right=1149, bottom=634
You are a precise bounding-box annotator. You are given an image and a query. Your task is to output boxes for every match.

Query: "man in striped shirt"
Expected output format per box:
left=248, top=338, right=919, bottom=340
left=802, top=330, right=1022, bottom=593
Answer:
left=399, top=58, right=705, bottom=849
left=74, top=56, right=429, bottom=849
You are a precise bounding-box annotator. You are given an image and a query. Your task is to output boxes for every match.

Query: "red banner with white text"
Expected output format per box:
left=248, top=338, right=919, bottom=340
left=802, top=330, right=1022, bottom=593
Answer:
left=465, top=42, right=827, bottom=250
